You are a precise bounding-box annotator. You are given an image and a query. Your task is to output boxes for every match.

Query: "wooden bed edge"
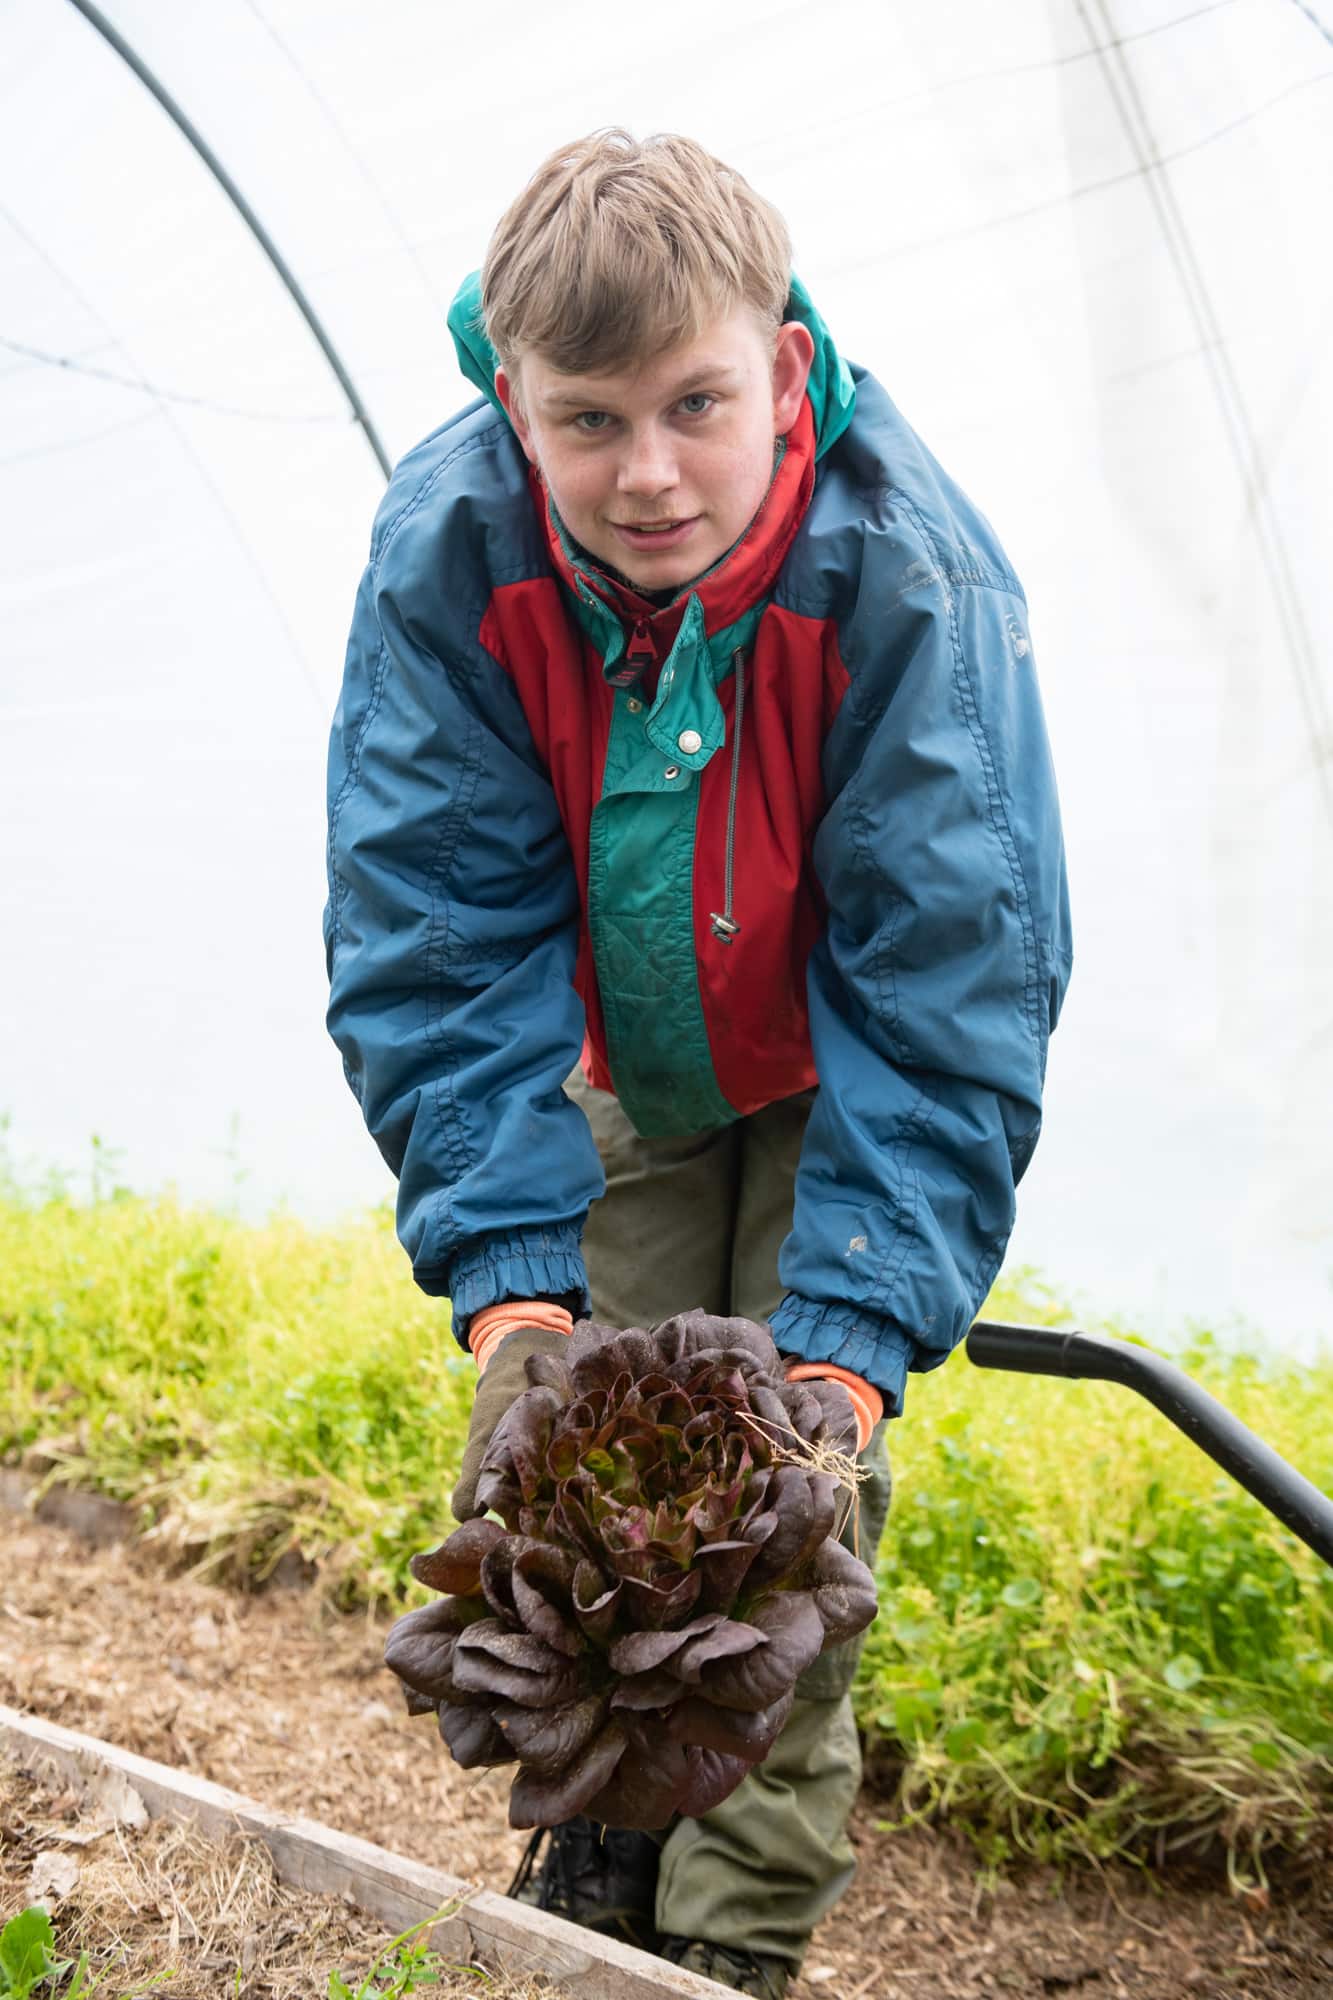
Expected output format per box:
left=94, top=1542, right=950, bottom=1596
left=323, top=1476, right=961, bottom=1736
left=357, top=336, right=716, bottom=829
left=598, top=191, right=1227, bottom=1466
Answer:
left=0, top=1703, right=731, bottom=1999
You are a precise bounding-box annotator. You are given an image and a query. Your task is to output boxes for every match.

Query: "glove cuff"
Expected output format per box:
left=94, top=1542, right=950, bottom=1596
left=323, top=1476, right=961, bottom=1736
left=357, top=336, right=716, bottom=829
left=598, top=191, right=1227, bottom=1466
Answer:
left=469, top=1299, right=574, bottom=1374
left=784, top=1361, right=883, bottom=1453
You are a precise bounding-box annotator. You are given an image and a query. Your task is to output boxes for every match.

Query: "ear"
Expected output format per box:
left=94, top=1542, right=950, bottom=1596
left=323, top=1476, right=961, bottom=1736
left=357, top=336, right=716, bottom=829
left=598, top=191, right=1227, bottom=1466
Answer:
left=771, top=321, right=815, bottom=435
left=495, top=366, right=537, bottom=463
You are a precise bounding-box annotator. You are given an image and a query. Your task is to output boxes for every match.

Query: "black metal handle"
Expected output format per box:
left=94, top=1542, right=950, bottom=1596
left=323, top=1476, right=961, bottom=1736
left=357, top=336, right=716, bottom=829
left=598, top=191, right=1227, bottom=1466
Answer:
left=966, top=1321, right=1333, bottom=1568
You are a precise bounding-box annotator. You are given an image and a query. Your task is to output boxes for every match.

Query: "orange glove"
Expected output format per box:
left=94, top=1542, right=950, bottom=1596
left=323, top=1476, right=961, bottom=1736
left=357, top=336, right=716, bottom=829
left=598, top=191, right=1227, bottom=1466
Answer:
left=784, top=1361, right=883, bottom=1454
left=468, top=1299, right=574, bottom=1373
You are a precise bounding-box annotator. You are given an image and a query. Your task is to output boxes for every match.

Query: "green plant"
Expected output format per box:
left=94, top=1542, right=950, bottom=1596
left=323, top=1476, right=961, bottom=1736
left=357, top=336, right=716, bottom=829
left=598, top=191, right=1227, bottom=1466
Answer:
left=326, top=1907, right=478, bottom=1997
left=0, top=1909, right=94, bottom=2000
left=853, top=1276, right=1333, bottom=1874
left=0, top=1186, right=475, bottom=1605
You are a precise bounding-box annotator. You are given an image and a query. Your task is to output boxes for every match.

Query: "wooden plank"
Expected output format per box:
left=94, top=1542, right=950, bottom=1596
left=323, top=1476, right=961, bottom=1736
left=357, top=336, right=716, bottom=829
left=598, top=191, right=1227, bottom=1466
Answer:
left=0, top=1704, right=732, bottom=1999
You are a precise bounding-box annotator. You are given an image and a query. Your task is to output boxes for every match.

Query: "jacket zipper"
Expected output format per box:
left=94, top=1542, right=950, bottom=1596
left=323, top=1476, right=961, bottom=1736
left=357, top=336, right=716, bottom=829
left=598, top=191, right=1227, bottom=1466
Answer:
left=624, top=619, right=656, bottom=678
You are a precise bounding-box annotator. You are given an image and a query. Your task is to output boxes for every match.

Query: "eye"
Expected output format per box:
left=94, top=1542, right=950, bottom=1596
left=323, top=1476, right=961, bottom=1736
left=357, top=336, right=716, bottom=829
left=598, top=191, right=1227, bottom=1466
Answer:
left=572, top=410, right=613, bottom=433
left=678, top=392, right=714, bottom=417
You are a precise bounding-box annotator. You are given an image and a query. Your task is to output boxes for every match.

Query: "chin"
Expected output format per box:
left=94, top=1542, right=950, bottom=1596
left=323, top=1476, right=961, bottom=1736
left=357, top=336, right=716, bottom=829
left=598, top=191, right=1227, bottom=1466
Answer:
left=624, top=560, right=696, bottom=591
left=623, top=539, right=726, bottom=594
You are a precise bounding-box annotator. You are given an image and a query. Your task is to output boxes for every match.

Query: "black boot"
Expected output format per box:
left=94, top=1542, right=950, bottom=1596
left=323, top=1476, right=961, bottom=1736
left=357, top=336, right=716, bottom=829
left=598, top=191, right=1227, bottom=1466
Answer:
left=659, top=1934, right=793, bottom=1997
left=508, top=1815, right=660, bottom=1953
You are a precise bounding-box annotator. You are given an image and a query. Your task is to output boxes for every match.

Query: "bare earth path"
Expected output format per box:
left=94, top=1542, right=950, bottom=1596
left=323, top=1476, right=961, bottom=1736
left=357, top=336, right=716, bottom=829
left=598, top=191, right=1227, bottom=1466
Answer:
left=2, top=1516, right=1329, bottom=1999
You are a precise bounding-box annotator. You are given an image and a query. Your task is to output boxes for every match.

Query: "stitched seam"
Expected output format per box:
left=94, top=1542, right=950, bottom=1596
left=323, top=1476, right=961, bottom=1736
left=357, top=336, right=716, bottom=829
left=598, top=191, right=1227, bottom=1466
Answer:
left=878, top=1075, right=936, bottom=1302
left=370, top=419, right=510, bottom=568
left=836, top=625, right=936, bottom=1307
left=847, top=765, right=926, bottom=1300
left=326, top=635, right=390, bottom=949
left=342, top=420, right=563, bottom=1284
left=972, top=1232, right=1010, bottom=1307
left=776, top=480, right=1023, bottom=620
left=418, top=690, right=487, bottom=1256
left=436, top=937, right=531, bottom=970
left=893, top=494, right=1044, bottom=1060
left=332, top=427, right=511, bottom=951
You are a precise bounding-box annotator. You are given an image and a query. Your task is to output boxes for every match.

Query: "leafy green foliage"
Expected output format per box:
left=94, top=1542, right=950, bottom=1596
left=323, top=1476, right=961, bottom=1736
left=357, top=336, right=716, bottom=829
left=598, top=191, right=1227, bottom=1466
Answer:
left=0, top=1186, right=474, bottom=1604
left=1, top=1178, right=1329, bottom=1871
left=0, top=1909, right=93, bottom=2000
left=859, top=1278, right=1333, bottom=1875
left=388, top=1314, right=876, bottom=1829
left=0, top=1910, right=56, bottom=1999
left=326, top=1908, right=475, bottom=1996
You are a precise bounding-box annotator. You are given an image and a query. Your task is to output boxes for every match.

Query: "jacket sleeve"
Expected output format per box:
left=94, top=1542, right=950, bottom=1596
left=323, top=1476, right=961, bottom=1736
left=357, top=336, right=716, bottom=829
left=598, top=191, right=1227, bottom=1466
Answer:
left=769, top=512, right=1072, bottom=1411
left=324, top=441, right=603, bottom=1335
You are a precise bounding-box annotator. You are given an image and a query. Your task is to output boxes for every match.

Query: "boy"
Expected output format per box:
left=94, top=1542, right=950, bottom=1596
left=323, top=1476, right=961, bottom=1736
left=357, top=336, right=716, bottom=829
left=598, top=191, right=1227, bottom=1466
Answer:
left=326, top=131, right=1071, bottom=1996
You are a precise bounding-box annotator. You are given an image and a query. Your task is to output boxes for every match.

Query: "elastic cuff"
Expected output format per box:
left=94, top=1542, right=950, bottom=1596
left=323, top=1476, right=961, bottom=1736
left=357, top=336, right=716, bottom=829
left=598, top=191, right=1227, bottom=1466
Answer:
left=469, top=1301, right=574, bottom=1374
left=444, top=1227, right=591, bottom=1347
left=769, top=1295, right=913, bottom=1415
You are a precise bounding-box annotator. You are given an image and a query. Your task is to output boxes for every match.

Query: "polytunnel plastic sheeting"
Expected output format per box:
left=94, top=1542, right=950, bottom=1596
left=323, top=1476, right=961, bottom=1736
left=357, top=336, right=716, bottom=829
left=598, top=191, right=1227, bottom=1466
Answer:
left=1, top=0, right=1329, bottom=1352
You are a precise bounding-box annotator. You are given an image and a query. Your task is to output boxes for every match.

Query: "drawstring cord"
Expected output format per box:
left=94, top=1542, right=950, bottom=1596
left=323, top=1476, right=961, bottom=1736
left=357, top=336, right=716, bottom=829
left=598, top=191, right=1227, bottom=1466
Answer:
left=710, top=646, right=746, bottom=944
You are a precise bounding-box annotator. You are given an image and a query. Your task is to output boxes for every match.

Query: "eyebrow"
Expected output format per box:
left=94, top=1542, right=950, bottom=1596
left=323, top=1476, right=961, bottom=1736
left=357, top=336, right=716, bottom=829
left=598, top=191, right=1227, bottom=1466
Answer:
left=538, top=364, right=745, bottom=411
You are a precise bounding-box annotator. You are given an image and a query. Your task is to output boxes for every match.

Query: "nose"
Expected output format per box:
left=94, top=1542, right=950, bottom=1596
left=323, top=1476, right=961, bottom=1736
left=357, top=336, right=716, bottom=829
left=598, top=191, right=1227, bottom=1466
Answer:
left=617, top=422, right=678, bottom=499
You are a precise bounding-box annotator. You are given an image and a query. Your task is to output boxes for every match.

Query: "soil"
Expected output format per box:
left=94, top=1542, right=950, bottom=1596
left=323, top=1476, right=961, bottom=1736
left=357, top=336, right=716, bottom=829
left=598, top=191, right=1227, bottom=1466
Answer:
left=2, top=1513, right=1330, bottom=1999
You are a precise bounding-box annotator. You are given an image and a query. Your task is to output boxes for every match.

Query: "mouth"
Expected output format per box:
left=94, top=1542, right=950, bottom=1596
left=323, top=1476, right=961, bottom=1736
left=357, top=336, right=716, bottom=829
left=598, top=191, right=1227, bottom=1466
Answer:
left=610, top=516, right=700, bottom=554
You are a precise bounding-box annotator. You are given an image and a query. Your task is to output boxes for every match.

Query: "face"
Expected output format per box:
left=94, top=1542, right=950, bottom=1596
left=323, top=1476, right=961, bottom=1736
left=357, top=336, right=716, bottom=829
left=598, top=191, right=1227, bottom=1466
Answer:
left=496, top=309, right=815, bottom=592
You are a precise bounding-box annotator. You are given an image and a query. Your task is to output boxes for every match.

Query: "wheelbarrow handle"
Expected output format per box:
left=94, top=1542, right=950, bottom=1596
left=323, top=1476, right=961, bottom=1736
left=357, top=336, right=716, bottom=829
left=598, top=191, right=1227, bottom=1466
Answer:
left=966, top=1321, right=1333, bottom=1568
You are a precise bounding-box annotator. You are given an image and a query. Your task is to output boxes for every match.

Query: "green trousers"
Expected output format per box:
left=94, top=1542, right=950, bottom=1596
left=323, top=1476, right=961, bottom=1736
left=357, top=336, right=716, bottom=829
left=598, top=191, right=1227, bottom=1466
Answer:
left=569, top=1070, right=892, bottom=1970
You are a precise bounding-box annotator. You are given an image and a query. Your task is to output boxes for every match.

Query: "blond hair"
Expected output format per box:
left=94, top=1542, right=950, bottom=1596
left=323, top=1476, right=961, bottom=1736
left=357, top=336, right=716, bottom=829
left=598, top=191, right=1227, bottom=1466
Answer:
left=481, top=130, right=792, bottom=380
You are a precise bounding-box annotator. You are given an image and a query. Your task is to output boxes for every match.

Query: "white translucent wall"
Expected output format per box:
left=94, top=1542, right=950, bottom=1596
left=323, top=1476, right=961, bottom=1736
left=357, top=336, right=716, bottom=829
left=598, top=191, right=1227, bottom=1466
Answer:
left=2, top=0, right=1329, bottom=1351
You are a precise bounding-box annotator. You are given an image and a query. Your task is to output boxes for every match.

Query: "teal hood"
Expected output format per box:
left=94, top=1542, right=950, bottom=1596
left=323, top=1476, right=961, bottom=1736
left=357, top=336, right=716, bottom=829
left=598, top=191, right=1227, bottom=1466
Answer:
left=445, top=269, right=856, bottom=461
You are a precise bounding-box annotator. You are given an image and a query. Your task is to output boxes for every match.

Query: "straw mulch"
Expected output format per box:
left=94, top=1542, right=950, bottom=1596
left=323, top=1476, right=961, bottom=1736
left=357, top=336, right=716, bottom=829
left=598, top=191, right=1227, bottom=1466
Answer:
left=2, top=1513, right=1330, bottom=1998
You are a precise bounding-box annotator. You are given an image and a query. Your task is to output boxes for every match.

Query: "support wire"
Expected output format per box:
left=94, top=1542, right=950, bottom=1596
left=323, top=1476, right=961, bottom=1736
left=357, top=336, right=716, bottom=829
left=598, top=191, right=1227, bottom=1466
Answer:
left=64, top=0, right=391, bottom=483
left=1079, top=0, right=1333, bottom=826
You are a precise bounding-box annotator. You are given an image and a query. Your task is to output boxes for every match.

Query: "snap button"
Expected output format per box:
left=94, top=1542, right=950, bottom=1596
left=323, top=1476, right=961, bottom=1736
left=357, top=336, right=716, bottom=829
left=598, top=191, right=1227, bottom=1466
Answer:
left=626, top=697, right=643, bottom=713
left=676, top=728, right=703, bottom=755
left=663, top=764, right=681, bottom=781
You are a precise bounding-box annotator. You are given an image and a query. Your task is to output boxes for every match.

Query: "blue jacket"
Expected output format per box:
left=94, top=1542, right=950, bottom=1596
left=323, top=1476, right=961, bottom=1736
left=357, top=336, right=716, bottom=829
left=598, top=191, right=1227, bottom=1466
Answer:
left=325, top=289, right=1072, bottom=1412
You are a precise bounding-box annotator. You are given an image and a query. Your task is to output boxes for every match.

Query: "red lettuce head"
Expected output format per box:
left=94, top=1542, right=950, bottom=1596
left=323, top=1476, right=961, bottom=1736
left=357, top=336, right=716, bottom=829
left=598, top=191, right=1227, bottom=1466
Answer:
left=385, top=1312, right=878, bottom=1830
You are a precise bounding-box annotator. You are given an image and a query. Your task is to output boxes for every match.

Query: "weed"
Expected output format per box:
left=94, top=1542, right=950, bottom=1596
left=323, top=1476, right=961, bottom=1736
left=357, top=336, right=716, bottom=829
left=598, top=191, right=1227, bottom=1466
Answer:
left=327, top=1906, right=479, bottom=1996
